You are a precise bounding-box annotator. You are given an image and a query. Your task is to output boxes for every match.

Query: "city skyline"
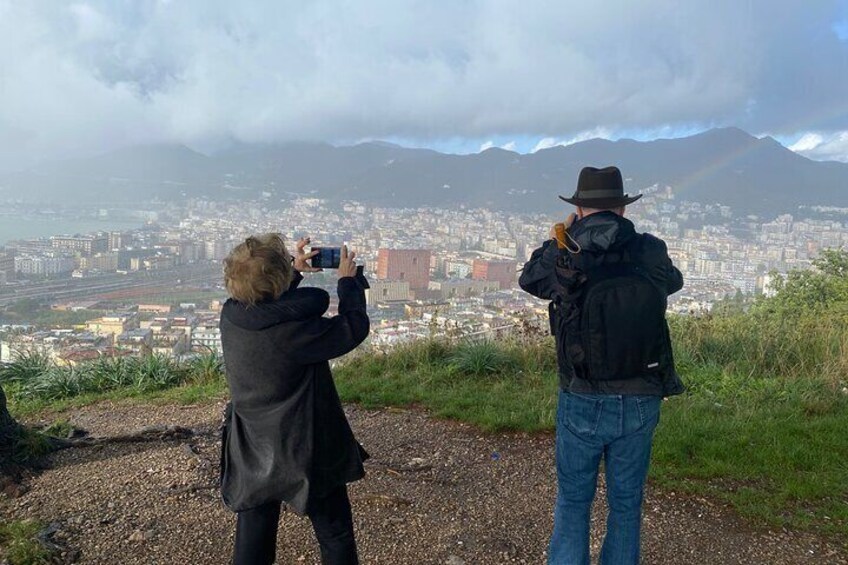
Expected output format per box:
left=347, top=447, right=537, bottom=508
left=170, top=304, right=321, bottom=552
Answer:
left=3, top=187, right=846, bottom=360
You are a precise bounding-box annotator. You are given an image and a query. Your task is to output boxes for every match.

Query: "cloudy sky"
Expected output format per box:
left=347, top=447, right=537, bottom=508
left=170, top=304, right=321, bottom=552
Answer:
left=1, top=1, right=847, bottom=170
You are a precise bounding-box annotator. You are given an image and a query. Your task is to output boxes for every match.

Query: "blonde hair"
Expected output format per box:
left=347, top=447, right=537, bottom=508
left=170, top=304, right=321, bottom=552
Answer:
left=223, top=233, right=293, bottom=305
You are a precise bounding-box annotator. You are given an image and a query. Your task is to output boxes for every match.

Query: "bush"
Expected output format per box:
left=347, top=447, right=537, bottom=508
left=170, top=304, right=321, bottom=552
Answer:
left=7, top=352, right=225, bottom=404
left=130, top=355, right=185, bottom=391
left=670, top=306, right=848, bottom=384
left=11, top=428, right=55, bottom=465
left=448, top=341, right=521, bottom=377
left=0, top=351, right=52, bottom=386
left=0, top=520, right=52, bottom=565
left=336, top=337, right=559, bottom=432
left=185, top=352, right=225, bottom=385
left=41, top=419, right=73, bottom=439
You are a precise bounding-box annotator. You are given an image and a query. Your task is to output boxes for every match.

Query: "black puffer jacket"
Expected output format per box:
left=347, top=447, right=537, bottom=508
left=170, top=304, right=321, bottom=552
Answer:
left=520, top=211, right=685, bottom=396
left=219, top=272, right=370, bottom=514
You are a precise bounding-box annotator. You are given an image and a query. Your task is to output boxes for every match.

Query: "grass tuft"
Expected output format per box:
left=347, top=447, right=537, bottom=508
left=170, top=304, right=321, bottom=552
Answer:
left=5, top=352, right=223, bottom=405
left=448, top=340, right=520, bottom=377
left=41, top=419, right=73, bottom=439
left=11, top=428, right=55, bottom=464
left=0, top=520, right=51, bottom=565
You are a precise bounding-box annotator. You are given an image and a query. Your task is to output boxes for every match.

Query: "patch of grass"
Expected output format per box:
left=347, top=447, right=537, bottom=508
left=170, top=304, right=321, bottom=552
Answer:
left=41, top=419, right=72, bottom=439
left=652, top=364, right=848, bottom=536
left=8, top=380, right=229, bottom=420
left=336, top=338, right=848, bottom=538
left=11, top=428, right=55, bottom=465
left=669, top=310, right=848, bottom=384
left=4, top=351, right=227, bottom=421
left=337, top=339, right=559, bottom=432
left=447, top=341, right=521, bottom=377
left=0, top=520, right=51, bottom=565
left=0, top=350, right=52, bottom=385
left=155, top=379, right=228, bottom=405
left=3, top=352, right=224, bottom=407
left=184, top=353, right=224, bottom=386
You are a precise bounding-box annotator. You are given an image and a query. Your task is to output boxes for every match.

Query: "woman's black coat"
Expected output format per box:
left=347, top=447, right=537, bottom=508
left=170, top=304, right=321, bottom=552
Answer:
left=219, top=272, right=370, bottom=515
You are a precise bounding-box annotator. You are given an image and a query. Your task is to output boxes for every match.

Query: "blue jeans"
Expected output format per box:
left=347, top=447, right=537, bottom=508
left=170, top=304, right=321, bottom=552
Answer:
left=549, top=391, right=661, bottom=565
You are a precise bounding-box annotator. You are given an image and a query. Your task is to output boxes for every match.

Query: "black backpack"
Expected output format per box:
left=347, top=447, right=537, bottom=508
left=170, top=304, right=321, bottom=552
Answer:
left=551, top=239, right=672, bottom=381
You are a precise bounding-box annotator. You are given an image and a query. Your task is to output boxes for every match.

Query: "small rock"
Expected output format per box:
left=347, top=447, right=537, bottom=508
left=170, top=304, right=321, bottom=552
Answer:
left=1, top=481, right=29, bottom=498
left=445, top=555, right=465, bottom=565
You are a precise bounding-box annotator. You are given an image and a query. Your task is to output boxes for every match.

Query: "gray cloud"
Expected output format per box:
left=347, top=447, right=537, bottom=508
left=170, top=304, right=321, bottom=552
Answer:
left=1, top=0, right=847, bottom=169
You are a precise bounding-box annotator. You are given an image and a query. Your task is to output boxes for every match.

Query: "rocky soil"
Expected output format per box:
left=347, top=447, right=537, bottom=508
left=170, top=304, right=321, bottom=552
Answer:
left=1, top=400, right=845, bottom=564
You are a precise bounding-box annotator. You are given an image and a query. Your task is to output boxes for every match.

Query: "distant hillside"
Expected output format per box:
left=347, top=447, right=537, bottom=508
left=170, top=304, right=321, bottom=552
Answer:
left=2, top=128, right=847, bottom=216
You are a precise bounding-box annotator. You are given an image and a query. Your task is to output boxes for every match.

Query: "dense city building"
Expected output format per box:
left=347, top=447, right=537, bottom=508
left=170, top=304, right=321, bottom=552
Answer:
left=472, top=259, right=518, bottom=289
left=365, top=280, right=411, bottom=306
left=15, top=254, right=75, bottom=276
left=0, top=250, right=15, bottom=283
left=1, top=190, right=847, bottom=356
left=376, top=249, right=432, bottom=290
left=50, top=234, right=109, bottom=255
left=429, top=279, right=500, bottom=299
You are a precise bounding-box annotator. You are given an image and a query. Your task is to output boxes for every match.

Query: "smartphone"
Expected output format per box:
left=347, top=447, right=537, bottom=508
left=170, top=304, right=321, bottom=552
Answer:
left=310, top=247, right=342, bottom=269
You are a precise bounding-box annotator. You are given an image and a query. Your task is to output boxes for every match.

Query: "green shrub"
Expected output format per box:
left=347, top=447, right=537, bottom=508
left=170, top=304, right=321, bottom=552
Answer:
left=7, top=353, right=220, bottom=403
left=18, top=367, right=80, bottom=401
left=130, top=355, right=184, bottom=391
left=11, top=428, right=55, bottom=465
left=448, top=341, right=521, bottom=377
left=41, top=419, right=73, bottom=439
left=0, top=350, right=52, bottom=385
left=86, top=356, right=134, bottom=390
left=185, top=352, right=225, bottom=385
left=0, top=520, right=52, bottom=565
left=670, top=309, right=848, bottom=384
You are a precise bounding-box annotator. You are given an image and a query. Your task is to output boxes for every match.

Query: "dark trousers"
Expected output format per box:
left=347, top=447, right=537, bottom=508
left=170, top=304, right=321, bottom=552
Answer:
left=233, top=485, right=358, bottom=565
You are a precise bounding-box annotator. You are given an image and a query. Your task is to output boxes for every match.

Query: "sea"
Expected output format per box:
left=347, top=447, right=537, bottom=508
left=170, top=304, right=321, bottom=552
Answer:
left=0, top=216, right=144, bottom=246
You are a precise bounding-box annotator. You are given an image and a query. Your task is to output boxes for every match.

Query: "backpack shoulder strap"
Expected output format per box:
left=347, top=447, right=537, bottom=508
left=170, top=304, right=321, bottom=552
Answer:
left=552, top=253, right=587, bottom=303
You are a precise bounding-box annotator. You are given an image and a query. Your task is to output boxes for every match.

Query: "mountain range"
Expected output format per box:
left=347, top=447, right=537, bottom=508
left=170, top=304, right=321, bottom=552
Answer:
left=1, top=128, right=846, bottom=217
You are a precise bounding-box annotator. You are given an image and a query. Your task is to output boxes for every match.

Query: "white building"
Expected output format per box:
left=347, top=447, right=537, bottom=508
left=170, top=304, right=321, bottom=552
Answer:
left=365, top=280, right=411, bottom=306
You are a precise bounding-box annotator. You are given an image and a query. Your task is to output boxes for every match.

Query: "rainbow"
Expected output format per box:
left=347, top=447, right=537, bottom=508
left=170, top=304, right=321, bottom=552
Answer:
left=671, top=133, right=770, bottom=196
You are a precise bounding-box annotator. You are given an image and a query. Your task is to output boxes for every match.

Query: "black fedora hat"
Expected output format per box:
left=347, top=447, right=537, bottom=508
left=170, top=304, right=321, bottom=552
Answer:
left=559, top=166, right=642, bottom=208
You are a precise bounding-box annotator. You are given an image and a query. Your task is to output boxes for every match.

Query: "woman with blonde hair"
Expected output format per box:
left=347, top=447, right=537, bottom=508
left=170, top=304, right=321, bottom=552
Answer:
left=219, top=234, right=369, bottom=565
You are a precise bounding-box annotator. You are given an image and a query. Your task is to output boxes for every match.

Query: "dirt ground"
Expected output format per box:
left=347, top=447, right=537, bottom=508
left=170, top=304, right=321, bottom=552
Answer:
left=2, top=400, right=845, bottom=564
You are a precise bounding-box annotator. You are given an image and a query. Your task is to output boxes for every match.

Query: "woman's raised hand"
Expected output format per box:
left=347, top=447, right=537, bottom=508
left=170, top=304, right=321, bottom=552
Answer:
left=338, top=244, right=357, bottom=278
left=294, top=237, right=322, bottom=273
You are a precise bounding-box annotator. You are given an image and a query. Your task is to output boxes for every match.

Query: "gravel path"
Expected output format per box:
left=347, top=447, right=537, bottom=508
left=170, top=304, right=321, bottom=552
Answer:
left=2, top=400, right=845, bottom=564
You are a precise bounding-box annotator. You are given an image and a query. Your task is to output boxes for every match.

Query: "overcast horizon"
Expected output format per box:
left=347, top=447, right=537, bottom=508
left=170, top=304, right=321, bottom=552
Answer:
left=0, top=126, right=828, bottom=166
left=1, top=1, right=847, bottom=170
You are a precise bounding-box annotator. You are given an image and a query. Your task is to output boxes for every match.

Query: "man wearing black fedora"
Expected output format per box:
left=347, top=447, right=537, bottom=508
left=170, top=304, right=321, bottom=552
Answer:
left=520, top=166, right=684, bottom=565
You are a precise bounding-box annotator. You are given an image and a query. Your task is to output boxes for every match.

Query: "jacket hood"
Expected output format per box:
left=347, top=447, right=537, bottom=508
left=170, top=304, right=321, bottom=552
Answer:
left=222, top=287, right=330, bottom=330
left=569, top=211, right=637, bottom=254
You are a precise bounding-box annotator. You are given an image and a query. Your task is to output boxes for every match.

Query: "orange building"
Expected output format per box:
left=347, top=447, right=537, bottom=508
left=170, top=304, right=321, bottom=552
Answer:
left=376, top=249, right=431, bottom=290
left=472, top=259, right=517, bottom=289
